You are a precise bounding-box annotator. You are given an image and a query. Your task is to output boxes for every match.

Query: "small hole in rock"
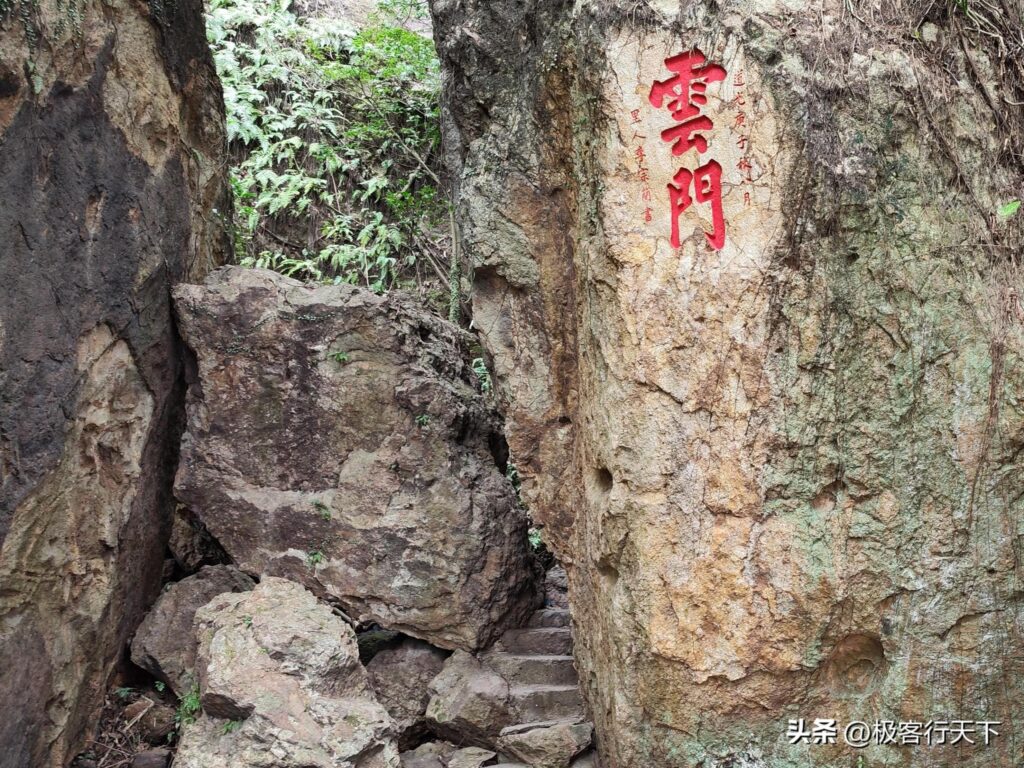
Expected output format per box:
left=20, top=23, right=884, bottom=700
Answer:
left=595, top=466, right=613, bottom=492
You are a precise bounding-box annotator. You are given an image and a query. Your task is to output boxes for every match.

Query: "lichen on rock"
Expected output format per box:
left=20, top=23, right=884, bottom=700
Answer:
left=429, top=0, right=1024, bottom=766
left=173, top=266, right=540, bottom=652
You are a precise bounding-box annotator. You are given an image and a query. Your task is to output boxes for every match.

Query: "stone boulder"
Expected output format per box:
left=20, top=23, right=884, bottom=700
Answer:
left=400, top=741, right=455, bottom=768
left=425, top=651, right=513, bottom=746
left=130, top=566, right=254, bottom=696
left=497, top=722, right=593, bottom=768
left=398, top=743, right=496, bottom=768
left=175, top=577, right=398, bottom=768
left=447, top=748, right=497, bottom=768
left=173, top=267, right=539, bottom=651
left=367, top=637, right=449, bottom=748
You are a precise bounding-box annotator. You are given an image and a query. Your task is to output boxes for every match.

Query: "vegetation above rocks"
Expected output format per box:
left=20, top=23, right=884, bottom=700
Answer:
left=206, top=0, right=449, bottom=296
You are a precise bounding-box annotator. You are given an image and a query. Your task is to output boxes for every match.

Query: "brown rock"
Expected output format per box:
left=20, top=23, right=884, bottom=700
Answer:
left=430, top=1, right=1024, bottom=766
left=131, top=749, right=170, bottom=768
left=173, top=267, right=540, bottom=651
left=139, top=704, right=177, bottom=745
left=543, top=567, right=569, bottom=610
left=167, top=505, right=227, bottom=572
left=0, top=0, right=228, bottom=760
left=130, top=566, right=254, bottom=696
left=367, top=637, right=448, bottom=748
left=425, top=651, right=512, bottom=746
left=175, top=577, right=398, bottom=767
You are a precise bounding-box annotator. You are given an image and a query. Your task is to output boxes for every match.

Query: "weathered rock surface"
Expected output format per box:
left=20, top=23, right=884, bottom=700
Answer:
left=400, top=741, right=456, bottom=768
left=542, top=567, right=569, bottom=610
left=130, top=565, right=254, bottom=695
left=0, top=0, right=228, bottom=760
left=173, top=266, right=538, bottom=650
left=175, top=577, right=399, bottom=768
left=426, top=650, right=513, bottom=746
left=130, top=749, right=170, bottom=768
left=431, top=0, right=1024, bottom=766
left=167, top=505, right=228, bottom=572
left=497, top=722, right=592, bottom=768
left=427, top=607, right=591, bottom=761
left=367, top=637, right=449, bottom=748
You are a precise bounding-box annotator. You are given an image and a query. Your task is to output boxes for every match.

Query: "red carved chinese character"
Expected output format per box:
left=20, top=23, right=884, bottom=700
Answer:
left=649, top=49, right=726, bottom=156
left=668, top=160, right=725, bottom=250
left=737, top=157, right=753, bottom=181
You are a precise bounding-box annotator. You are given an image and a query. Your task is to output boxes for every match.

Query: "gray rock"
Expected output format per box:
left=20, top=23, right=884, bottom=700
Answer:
left=174, top=577, right=399, bottom=768
left=367, top=637, right=448, bottom=748
left=448, top=747, right=497, bottom=768
left=130, top=566, right=254, bottom=695
left=426, top=651, right=512, bottom=746
left=173, top=267, right=540, bottom=651
left=400, top=741, right=455, bottom=768
left=497, top=721, right=593, bottom=768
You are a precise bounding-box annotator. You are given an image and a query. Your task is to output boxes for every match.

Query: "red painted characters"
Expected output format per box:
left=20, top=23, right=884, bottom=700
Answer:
left=649, top=48, right=727, bottom=250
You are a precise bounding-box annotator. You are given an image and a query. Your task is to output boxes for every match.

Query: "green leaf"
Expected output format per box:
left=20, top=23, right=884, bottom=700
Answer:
left=998, top=200, right=1021, bottom=218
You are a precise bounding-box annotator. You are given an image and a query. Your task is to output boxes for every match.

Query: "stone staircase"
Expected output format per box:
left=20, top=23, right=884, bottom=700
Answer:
left=416, top=568, right=597, bottom=768
left=482, top=606, right=595, bottom=768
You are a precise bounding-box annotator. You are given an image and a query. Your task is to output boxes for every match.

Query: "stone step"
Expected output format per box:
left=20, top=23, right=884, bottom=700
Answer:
left=498, top=626, right=573, bottom=655
left=499, top=717, right=586, bottom=737
left=510, top=684, right=585, bottom=722
left=570, top=751, right=601, bottom=767
left=485, top=653, right=578, bottom=686
left=527, top=608, right=571, bottom=628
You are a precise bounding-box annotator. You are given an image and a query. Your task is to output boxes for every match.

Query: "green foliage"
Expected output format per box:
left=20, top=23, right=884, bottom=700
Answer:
left=207, top=0, right=447, bottom=292
left=471, top=357, right=492, bottom=394
left=114, top=686, right=134, bottom=700
left=307, top=549, right=325, bottom=566
left=154, top=681, right=166, bottom=693
left=222, top=719, right=243, bottom=734
left=998, top=199, right=1021, bottom=218
left=312, top=499, right=331, bottom=519
left=415, top=414, right=431, bottom=428
left=330, top=350, right=350, bottom=364
left=175, top=685, right=202, bottom=728
left=528, top=527, right=543, bottom=551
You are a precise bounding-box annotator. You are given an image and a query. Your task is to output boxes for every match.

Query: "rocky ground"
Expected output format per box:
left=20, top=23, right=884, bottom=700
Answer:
left=71, top=268, right=597, bottom=768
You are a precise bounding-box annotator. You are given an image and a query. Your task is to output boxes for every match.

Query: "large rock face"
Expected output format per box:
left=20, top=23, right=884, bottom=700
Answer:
left=430, top=1, right=1024, bottom=766
left=173, top=267, right=539, bottom=650
left=0, top=0, right=228, bottom=762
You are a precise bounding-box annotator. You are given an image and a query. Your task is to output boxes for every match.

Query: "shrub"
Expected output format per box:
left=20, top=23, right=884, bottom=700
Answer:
left=207, top=0, right=447, bottom=293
